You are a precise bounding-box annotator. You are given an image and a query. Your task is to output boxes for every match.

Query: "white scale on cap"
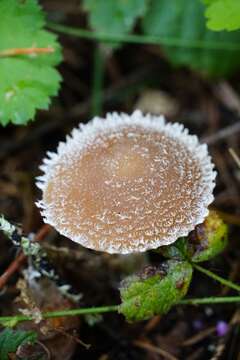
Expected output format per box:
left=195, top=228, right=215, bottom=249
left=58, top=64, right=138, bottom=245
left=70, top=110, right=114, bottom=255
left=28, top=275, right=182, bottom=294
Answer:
left=36, top=111, right=216, bottom=254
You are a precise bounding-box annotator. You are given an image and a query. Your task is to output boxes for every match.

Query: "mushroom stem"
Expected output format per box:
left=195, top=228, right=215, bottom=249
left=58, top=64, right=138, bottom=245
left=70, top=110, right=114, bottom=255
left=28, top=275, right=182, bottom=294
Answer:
left=192, top=263, right=240, bottom=293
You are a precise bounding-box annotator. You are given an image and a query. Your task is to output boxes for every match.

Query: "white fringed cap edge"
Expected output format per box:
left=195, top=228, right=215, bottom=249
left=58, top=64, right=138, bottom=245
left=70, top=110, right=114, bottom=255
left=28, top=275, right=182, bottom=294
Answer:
left=36, top=110, right=216, bottom=254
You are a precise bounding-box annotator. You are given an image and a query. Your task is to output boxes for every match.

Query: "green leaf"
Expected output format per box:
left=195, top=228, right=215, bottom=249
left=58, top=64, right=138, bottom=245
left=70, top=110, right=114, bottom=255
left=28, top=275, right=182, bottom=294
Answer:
left=83, top=0, right=148, bottom=47
left=0, top=328, right=37, bottom=360
left=204, top=0, right=240, bottom=31
left=0, top=0, right=62, bottom=126
left=142, top=0, right=240, bottom=77
left=0, top=318, right=20, bottom=328
left=160, top=238, right=189, bottom=261
left=190, top=211, right=228, bottom=262
left=119, top=260, right=192, bottom=322
left=160, top=211, right=228, bottom=263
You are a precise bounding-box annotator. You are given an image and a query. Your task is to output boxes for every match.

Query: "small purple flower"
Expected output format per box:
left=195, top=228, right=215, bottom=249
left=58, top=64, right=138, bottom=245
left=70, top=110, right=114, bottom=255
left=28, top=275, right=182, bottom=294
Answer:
left=216, top=321, right=229, bottom=337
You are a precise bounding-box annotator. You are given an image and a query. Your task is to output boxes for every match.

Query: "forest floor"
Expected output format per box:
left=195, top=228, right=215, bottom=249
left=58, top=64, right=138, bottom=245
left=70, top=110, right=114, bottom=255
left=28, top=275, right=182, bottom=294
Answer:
left=0, top=1, right=240, bottom=359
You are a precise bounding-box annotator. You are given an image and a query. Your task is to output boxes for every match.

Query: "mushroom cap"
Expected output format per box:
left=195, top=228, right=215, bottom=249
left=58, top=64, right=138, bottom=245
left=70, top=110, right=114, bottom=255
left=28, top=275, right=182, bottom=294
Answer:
left=36, top=111, right=216, bottom=254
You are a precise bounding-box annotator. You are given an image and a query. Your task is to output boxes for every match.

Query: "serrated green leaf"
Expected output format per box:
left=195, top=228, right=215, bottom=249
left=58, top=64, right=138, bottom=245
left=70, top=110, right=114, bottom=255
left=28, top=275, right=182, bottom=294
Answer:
left=204, top=0, right=240, bottom=31
left=119, top=260, right=192, bottom=322
left=0, top=328, right=37, bottom=360
left=83, top=0, right=148, bottom=47
left=142, top=0, right=240, bottom=77
left=160, top=211, right=228, bottom=263
left=0, top=0, right=62, bottom=126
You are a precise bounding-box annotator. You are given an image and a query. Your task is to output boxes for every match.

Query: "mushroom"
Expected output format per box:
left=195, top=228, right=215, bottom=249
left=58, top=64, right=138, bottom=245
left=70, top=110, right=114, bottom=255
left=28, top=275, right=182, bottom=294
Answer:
left=36, top=111, right=216, bottom=254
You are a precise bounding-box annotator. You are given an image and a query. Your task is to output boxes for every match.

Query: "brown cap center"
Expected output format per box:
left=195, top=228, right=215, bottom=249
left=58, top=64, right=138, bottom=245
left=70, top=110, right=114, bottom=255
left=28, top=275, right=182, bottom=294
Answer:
left=43, top=126, right=203, bottom=253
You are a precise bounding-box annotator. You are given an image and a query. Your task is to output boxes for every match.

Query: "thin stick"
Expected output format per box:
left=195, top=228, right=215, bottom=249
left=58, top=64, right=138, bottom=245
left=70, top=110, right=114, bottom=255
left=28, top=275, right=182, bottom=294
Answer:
left=193, top=263, right=240, bottom=292
left=0, top=47, right=54, bottom=57
left=0, top=224, right=50, bottom=290
left=0, top=252, right=26, bottom=290
left=133, top=339, right=178, bottom=360
left=182, top=326, right=216, bottom=346
left=229, top=148, right=240, bottom=168
left=201, top=121, right=240, bottom=145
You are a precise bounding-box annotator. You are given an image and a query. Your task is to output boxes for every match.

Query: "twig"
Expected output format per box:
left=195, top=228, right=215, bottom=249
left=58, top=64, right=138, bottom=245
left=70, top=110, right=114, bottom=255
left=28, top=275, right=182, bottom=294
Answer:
left=209, top=310, right=240, bottom=360
left=55, top=327, right=91, bottom=349
left=214, top=82, right=240, bottom=115
left=182, top=327, right=216, bottom=346
left=144, top=315, right=161, bottom=333
left=0, top=217, right=81, bottom=302
left=0, top=224, right=50, bottom=290
left=133, top=339, right=178, bottom=360
left=0, top=47, right=54, bottom=57
left=229, top=148, right=240, bottom=169
left=35, top=340, right=51, bottom=360
left=0, top=253, right=26, bottom=290
left=201, top=121, right=240, bottom=145
left=211, top=148, right=239, bottom=207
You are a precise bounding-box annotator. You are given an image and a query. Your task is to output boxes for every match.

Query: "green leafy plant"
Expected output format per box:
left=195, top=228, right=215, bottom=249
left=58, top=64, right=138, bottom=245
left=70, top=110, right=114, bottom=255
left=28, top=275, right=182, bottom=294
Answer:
left=1, top=211, right=237, bottom=326
left=160, top=211, right=228, bottom=263
left=119, top=260, right=192, bottom=322
left=0, top=0, right=62, bottom=126
left=142, top=0, right=240, bottom=76
left=80, top=0, right=240, bottom=76
left=83, top=0, right=148, bottom=46
left=2, top=0, right=240, bottom=127
left=0, top=328, right=37, bottom=360
left=204, top=0, right=240, bottom=31
left=118, top=211, right=230, bottom=322
left=1, top=0, right=240, bottom=335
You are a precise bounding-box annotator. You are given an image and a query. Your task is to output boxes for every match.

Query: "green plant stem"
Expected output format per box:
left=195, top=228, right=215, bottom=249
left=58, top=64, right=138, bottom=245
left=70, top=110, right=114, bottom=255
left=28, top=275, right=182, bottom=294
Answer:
left=92, top=44, right=105, bottom=116
left=1, top=296, right=240, bottom=327
left=0, top=305, right=119, bottom=326
left=48, top=22, right=240, bottom=51
left=179, top=296, right=240, bottom=305
left=193, top=263, right=240, bottom=292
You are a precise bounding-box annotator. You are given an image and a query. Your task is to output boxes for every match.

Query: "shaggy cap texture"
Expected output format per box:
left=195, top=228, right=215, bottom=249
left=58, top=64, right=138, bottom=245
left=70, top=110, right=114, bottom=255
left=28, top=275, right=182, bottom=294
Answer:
left=36, top=111, right=216, bottom=254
